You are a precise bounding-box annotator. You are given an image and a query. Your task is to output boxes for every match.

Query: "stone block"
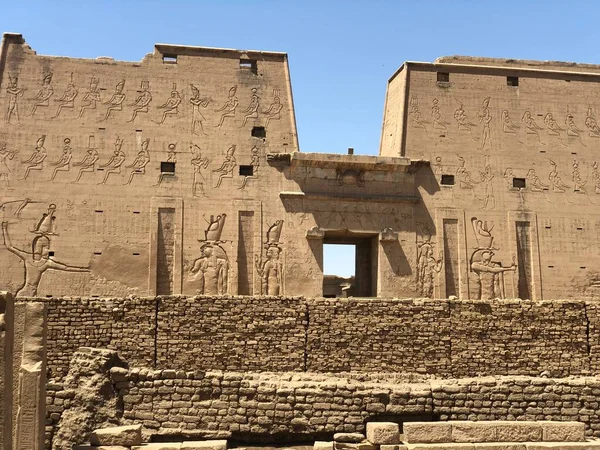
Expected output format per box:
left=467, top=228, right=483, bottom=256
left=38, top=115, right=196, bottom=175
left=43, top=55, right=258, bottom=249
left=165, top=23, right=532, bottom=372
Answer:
left=335, top=433, right=366, bottom=443
left=74, top=447, right=130, bottom=450
left=526, top=443, right=600, bottom=449
left=315, top=442, right=334, bottom=450
left=132, top=445, right=182, bottom=450
left=180, top=440, right=228, bottom=450
left=540, top=422, right=586, bottom=442
left=381, top=446, right=402, bottom=450
left=403, top=422, right=452, bottom=444
left=495, top=422, right=542, bottom=443
left=90, top=424, right=143, bottom=446
left=405, top=444, right=474, bottom=450
left=334, top=443, right=377, bottom=450
left=473, top=444, right=527, bottom=450
left=452, top=422, right=497, bottom=443
left=366, top=422, right=400, bottom=445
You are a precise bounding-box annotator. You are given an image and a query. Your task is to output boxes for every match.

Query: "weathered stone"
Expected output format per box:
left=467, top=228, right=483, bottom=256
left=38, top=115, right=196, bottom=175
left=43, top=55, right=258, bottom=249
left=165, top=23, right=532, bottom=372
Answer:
left=335, top=433, right=366, bottom=443
left=180, top=440, right=228, bottom=450
left=404, top=422, right=453, bottom=444
left=0, top=292, right=13, bottom=450
left=452, top=422, right=497, bottom=443
left=540, top=422, right=586, bottom=442
left=315, top=442, right=334, bottom=450
left=495, top=422, right=542, bottom=443
left=132, top=445, right=182, bottom=450
left=405, top=444, right=475, bottom=450
left=90, top=424, right=143, bottom=446
left=366, top=422, right=400, bottom=445
left=334, top=442, right=377, bottom=450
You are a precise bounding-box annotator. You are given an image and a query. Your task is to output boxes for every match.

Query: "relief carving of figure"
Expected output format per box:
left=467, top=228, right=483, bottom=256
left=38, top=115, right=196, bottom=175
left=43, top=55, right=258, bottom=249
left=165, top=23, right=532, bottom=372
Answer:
left=30, top=73, right=54, bottom=116
left=1, top=207, right=89, bottom=296
left=6, top=74, right=26, bottom=124
left=592, top=162, right=600, bottom=194
left=21, top=135, right=47, bottom=180
left=572, top=160, right=587, bottom=192
left=191, top=143, right=210, bottom=197
left=255, top=220, right=284, bottom=295
left=548, top=159, right=569, bottom=193
left=216, top=86, right=239, bottom=128
left=242, top=88, right=260, bottom=126
left=98, top=137, right=126, bottom=184
left=124, top=138, right=150, bottom=185
left=409, top=96, right=428, bottom=130
left=431, top=98, right=449, bottom=130
left=72, top=136, right=99, bottom=183
left=154, top=83, right=182, bottom=124
left=456, top=155, right=478, bottom=189
left=416, top=241, right=442, bottom=298
left=127, top=80, right=152, bottom=123
left=526, top=168, right=549, bottom=192
left=586, top=107, right=600, bottom=138
left=156, top=143, right=177, bottom=186
left=0, top=141, right=17, bottom=190
left=239, top=146, right=260, bottom=190
left=521, top=111, right=544, bottom=144
left=189, top=84, right=212, bottom=135
left=480, top=157, right=495, bottom=210
left=190, top=214, right=229, bottom=295
left=103, top=80, right=126, bottom=121
left=477, top=97, right=492, bottom=150
left=501, top=110, right=519, bottom=134
left=213, top=145, right=237, bottom=188
left=453, top=99, right=476, bottom=131
left=51, top=74, right=78, bottom=119
left=49, top=138, right=73, bottom=181
left=77, top=77, right=101, bottom=118
left=263, top=88, right=283, bottom=128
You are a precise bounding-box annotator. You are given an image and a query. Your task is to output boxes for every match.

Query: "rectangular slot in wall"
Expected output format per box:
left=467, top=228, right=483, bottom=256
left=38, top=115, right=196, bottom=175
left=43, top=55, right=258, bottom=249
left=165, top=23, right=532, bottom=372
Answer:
left=443, top=219, right=459, bottom=298
left=237, top=211, right=255, bottom=295
left=156, top=208, right=175, bottom=295
left=516, top=221, right=533, bottom=300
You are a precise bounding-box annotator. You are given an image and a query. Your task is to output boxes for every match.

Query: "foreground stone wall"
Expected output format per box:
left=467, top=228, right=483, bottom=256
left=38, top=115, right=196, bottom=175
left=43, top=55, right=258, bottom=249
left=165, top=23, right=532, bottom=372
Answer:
left=19, top=296, right=600, bottom=380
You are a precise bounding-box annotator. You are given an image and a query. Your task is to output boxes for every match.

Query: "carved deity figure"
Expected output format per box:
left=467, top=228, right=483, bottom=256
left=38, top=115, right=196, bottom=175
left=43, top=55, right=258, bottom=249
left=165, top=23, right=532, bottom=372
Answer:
left=190, top=244, right=229, bottom=295
left=526, top=168, right=549, bottom=192
left=52, top=75, right=78, bottom=119
left=124, top=138, right=150, bottom=185
left=470, top=249, right=515, bottom=300
left=72, top=138, right=99, bottom=183
left=189, top=84, right=211, bottom=135
left=128, top=80, right=152, bottom=122
left=2, top=220, right=89, bottom=297
left=213, top=145, right=237, bottom=188
left=416, top=242, right=442, bottom=298
left=522, top=111, right=543, bottom=138
left=98, top=137, right=126, bottom=184
left=454, top=100, right=475, bottom=131
left=431, top=98, right=448, bottom=130
left=572, top=160, right=587, bottom=192
left=0, top=142, right=17, bottom=189
left=6, top=74, right=25, bottom=124
left=586, top=107, right=600, bottom=137
left=477, top=97, right=492, bottom=150
left=549, top=160, right=569, bottom=193
left=242, top=88, right=260, bottom=126
left=30, top=73, right=54, bottom=116
left=456, top=155, right=478, bottom=189
left=216, top=86, right=239, bottom=128
left=49, top=138, right=73, bottom=181
left=239, top=146, right=260, bottom=190
left=480, top=158, right=495, bottom=210
left=78, top=77, right=101, bottom=118
left=592, top=162, right=600, bottom=194
left=544, top=113, right=563, bottom=137
left=191, top=143, right=210, bottom=197
left=21, top=136, right=47, bottom=180
left=565, top=113, right=582, bottom=137
left=501, top=110, right=518, bottom=134
left=102, top=80, right=126, bottom=121
left=256, top=246, right=283, bottom=295
left=263, top=88, right=283, bottom=128
left=155, top=84, right=181, bottom=124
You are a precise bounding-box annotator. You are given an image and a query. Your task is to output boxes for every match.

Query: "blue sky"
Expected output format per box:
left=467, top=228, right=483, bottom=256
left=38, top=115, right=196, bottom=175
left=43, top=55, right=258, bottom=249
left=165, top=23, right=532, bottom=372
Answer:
left=2, top=0, right=597, bottom=277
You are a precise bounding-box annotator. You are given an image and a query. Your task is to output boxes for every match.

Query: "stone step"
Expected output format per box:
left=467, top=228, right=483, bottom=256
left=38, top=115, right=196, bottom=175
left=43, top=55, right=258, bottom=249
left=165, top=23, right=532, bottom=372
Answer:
left=403, top=421, right=585, bottom=444
left=404, top=443, right=600, bottom=450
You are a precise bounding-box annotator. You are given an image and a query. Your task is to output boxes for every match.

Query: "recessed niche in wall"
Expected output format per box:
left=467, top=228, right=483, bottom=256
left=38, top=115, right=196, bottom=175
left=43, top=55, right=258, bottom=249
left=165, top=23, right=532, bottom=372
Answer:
left=252, top=126, right=266, bottom=138
left=239, top=165, right=254, bottom=176
left=161, top=162, right=176, bottom=174
left=512, top=178, right=526, bottom=188
left=440, top=174, right=455, bottom=185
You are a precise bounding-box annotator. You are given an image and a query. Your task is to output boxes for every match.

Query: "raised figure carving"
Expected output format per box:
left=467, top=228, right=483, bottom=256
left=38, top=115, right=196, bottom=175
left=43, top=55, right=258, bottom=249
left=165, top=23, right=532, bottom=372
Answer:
left=51, top=74, right=78, bottom=119
left=453, top=99, right=476, bottom=131
left=213, top=145, right=237, bottom=188
left=431, top=98, right=448, bottom=130
left=255, top=220, right=284, bottom=295
left=469, top=217, right=516, bottom=300
left=72, top=136, right=99, bottom=183
left=191, top=143, right=210, bottom=197
left=1, top=211, right=89, bottom=296
left=205, top=214, right=226, bottom=241
left=586, top=107, right=600, bottom=137
left=501, top=110, right=518, bottom=134
left=593, top=162, right=600, bottom=194
left=21, top=136, right=47, bottom=180
left=127, top=80, right=152, bottom=122
left=30, top=73, right=54, bottom=116
left=242, top=88, right=260, bottom=126
left=521, top=111, right=544, bottom=143
left=124, top=138, right=150, bottom=185
left=98, top=137, right=126, bottom=184
left=572, top=160, right=587, bottom=192
left=216, top=86, right=238, bottom=128
left=263, top=88, right=283, bottom=128
left=189, top=84, right=211, bottom=135
left=548, top=159, right=569, bottom=193
left=417, top=241, right=442, bottom=298
left=102, top=80, right=126, bottom=121
left=154, top=83, right=182, bottom=124
left=480, top=157, right=495, bottom=210
left=6, top=74, right=26, bottom=124
left=77, top=77, right=101, bottom=118
left=477, top=97, right=492, bottom=150
left=456, top=155, right=478, bottom=189
left=49, top=138, right=73, bottom=181
left=0, top=141, right=17, bottom=190
left=190, top=214, right=229, bottom=295
left=239, top=146, right=260, bottom=190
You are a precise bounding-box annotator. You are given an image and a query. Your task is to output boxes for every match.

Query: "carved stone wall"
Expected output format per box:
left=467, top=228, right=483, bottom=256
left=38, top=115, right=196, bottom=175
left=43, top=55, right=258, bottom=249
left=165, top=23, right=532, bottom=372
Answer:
left=0, top=292, right=14, bottom=450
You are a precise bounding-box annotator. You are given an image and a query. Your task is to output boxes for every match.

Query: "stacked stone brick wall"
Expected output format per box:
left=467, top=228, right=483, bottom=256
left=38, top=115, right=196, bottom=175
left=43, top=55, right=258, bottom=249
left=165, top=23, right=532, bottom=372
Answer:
left=156, top=296, right=307, bottom=371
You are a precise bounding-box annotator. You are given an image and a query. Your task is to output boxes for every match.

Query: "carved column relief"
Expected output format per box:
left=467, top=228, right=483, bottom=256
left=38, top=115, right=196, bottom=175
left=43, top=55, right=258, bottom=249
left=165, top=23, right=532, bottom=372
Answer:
left=515, top=221, right=533, bottom=299
left=237, top=211, right=255, bottom=295
left=12, top=302, right=47, bottom=450
left=0, top=292, right=14, bottom=450
left=156, top=208, right=175, bottom=295
left=509, top=211, right=542, bottom=300
left=443, top=219, right=459, bottom=298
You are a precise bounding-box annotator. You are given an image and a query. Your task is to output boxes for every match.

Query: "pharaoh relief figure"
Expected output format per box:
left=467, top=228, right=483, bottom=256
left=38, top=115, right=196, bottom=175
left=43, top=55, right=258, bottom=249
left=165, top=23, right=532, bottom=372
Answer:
left=469, top=217, right=516, bottom=300
left=189, top=84, right=212, bottom=135
left=190, top=214, right=229, bottom=295
left=30, top=73, right=54, bottom=116
left=1, top=204, right=89, bottom=296
left=49, top=138, right=73, bottom=181
left=263, top=88, right=283, bottom=128
left=255, top=220, right=284, bottom=295
left=128, top=80, right=153, bottom=123
left=77, top=77, right=101, bottom=118
left=51, top=73, right=78, bottom=119
left=416, top=226, right=443, bottom=298
left=102, top=80, right=126, bottom=121
left=5, top=74, right=26, bottom=124
left=21, top=135, right=48, bottom=180
left=216, top=86, right=239, bottom=128
left=155, top=83, right=182, bottom=124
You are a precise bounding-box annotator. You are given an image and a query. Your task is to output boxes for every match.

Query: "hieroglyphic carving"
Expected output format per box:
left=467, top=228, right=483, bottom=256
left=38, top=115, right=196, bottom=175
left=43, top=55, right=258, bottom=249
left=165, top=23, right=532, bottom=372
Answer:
left=239, top=146, right=260, bottom=190
left=501, top=110, right=518, bottom=134
left=102, top=80, right=126, bottom=121
left=480, top=156, right=495, bottom=210
left=477, top=97, right=492, bottom=150
left=572, top=160, right=587, bottom=192
left=263, top=88, right=283, bottom=128
left=456, top=155, right=478, bottom=189
left=2, top=205, right=89, bottom=296
left=5, top=75, right=25, bottom=124
left=156, top=143, right=177, bottom=186
left=190, top=214, right=229, bottom=295
left=124, top=138, right=150, bottom=185
left=191, top=143, right=210, bottom=197
left=548, top=159, right=569, bottom=193
left=154, top=83, right=182, bottom=124
left=526, top=168, right=549, bottom=192
left=469, top=217, right=516, bottom=300
left=336, top=168, right=365, bottom=187
left=21, top=136, right=47, bottom=180
left=255, top=220, right=284, bottom=295
left=521, top=111, right=544, bottom=144
left=431, top=98, right=449, bottom=130
left=216, top=86, right=238, bottom=128
left=409, top=96, right=428, bottom=130
left=51, top=74, right=78, bottom=119
left=49, top=138, right=73, bottom=181
left=72, top=136, right=99, bottom=183
left=127, top=80, right=152, bottom=123
left=593, top=162, right=600, bottom=194
left=98, top=137, right=126, bottom=184
left=416, top=225, right=442, bottom=298
left=30, top=73, right=53, bottom=116
left=77, top=77, right=101, bottom=118
left=586, top=107, right=600, bottom=137
left=453, top=99, right=477, bottom=134
left=0, top=141, right=17, bottom=190
left=213, top=145, right=236, bottom=188
left=190, top=84, right=211, bottom=135
left=242, top=88, right=260, bottom=126
left=0, top=292, right=12, bottom=450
